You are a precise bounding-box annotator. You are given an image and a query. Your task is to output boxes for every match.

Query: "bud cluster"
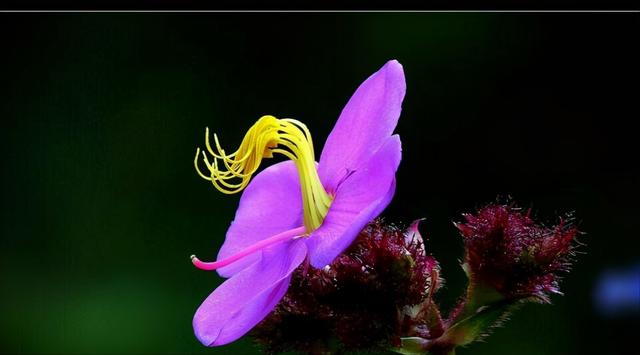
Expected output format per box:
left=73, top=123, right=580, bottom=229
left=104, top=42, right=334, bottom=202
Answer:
left=251, top=202, right=581, bottom=354
left=252, top=219, right=441, bottom=353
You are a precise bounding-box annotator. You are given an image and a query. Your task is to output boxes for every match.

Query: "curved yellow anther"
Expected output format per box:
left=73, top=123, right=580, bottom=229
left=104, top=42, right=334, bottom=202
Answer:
left=195, top=115, right=333, bottom=232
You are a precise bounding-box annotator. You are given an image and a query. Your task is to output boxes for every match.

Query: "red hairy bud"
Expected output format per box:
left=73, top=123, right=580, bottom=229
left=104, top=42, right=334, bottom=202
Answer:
left=456, top=203, right=579, bottom=302
left=252, top=219, right=442, bottom=353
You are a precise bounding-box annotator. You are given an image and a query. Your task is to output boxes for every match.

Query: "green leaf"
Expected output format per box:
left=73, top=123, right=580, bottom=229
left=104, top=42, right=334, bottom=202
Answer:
left=391, top=337, right=430, bottom=355
left=439, top=302, right=512, bottom=346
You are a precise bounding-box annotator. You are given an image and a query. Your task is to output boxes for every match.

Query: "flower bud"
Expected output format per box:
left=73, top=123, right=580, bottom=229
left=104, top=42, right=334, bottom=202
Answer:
left=251, top=219, right=441, bottom=353
left=455, top=203, right=579, bottom=303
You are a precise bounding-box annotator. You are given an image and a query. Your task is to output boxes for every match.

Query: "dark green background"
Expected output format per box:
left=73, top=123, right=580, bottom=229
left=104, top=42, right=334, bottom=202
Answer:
left=1, top=14, right=637, bottom=354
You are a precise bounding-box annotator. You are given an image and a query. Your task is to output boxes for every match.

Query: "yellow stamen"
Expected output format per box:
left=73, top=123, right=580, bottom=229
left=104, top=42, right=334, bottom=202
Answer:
left=194, top=115, right=333, bottom=232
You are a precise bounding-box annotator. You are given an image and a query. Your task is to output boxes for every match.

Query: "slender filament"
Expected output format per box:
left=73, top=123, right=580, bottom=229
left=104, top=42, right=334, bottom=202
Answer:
left=195, top=115, right=333, bottom=232
left=190, top=226, right=307, bottom=271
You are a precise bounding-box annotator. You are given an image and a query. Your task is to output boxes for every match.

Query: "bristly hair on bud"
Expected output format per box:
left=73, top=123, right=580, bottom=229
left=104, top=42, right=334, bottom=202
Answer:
left=455, top=202, right=581, bottom=303
left=251, top=218, right=442, bottom=354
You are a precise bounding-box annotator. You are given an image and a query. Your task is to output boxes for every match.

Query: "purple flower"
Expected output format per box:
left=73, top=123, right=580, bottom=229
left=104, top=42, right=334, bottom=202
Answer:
left=190, top=60, right=406, bottom=346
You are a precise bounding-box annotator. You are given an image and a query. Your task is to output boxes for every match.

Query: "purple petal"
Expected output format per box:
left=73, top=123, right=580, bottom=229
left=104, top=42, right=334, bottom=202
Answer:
left=318, top=60, right=405, bottom=192
left=193, top=240, right=307, bottom=346
left=308, top=135, right=402, bottom=267
left=216, top=161, right=303, bottom=277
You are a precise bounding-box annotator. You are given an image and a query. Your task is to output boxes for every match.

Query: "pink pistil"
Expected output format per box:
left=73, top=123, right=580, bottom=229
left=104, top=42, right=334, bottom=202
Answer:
left=191, top=226, right=307, bottom=271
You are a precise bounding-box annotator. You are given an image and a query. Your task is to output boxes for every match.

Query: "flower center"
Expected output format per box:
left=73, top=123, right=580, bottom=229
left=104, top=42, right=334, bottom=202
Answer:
left=195, top=115, right=333, bottom=232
